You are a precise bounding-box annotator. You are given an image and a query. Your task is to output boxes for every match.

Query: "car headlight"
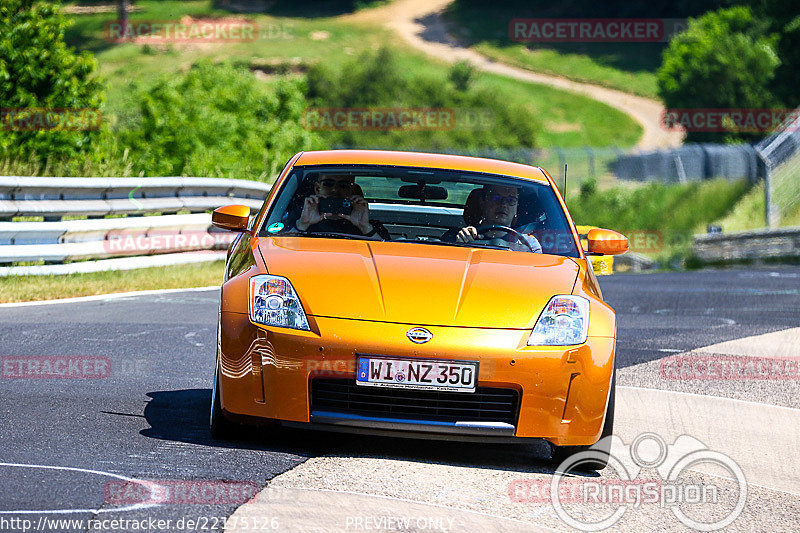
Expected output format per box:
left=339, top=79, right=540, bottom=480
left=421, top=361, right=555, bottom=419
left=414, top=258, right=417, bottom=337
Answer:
left=249, top=275, right=310, bottom=330
left=527, top=295, right=589, bottom=346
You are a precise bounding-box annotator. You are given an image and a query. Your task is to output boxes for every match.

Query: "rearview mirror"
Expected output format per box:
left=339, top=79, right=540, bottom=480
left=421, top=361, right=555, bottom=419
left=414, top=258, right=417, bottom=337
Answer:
left=587, top=228, right=628, bottom=255
left=398, top=184, right=448, bottom=201
left=212, top=205, right=251, bottom=232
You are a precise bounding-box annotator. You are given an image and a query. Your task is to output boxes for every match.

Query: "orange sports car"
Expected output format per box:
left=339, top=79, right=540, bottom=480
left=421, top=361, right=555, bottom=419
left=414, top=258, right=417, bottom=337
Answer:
left=210, top=150, right=627, bottom=469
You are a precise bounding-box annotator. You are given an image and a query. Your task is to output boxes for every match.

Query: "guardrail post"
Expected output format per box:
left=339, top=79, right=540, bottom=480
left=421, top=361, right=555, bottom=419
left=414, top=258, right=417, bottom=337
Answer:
left=584, top=147, right=595, bottom=181
left=556, top=147, right=566, bottom=193
left=757, top=149, right=777, bottom=228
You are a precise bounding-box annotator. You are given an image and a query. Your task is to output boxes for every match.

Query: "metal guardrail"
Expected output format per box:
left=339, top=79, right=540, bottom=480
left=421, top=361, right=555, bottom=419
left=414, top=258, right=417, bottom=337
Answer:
left=0, top=177, right=272, bottom=275
left=0, top=176, right=270, bottom=219
left=693, top=227, right=800, bottom=263
left=2, top=175, right=647, bottom=275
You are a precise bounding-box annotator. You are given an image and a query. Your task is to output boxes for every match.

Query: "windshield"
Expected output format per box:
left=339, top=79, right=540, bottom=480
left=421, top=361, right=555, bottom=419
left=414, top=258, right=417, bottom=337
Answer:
left=258, top=165, right=580, bottom=257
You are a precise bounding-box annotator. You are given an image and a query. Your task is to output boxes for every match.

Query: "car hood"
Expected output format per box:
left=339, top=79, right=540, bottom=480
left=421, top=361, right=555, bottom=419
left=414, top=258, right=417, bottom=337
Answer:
left=257, top=237, right=580, bottom=329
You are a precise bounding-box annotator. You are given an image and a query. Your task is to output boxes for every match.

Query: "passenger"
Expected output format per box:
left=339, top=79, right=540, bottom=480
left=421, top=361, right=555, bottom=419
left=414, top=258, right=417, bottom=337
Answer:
left=288, top=174, right=390, bottom=240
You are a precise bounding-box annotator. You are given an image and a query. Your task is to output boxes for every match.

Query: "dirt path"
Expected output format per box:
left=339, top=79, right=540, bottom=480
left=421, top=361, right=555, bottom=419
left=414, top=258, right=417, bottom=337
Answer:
left=344, top=0, right=684, bottom=149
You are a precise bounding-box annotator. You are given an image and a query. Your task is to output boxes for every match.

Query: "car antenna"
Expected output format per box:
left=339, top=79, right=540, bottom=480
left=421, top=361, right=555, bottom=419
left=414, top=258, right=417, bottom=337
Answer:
left=564, top=164, right=567, bottom=201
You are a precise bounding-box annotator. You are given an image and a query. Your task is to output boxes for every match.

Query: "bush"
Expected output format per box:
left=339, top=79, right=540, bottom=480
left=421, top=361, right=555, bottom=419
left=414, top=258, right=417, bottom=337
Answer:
left=116, top=61, right=322, bottom=180
left=657, top=6, right=780, bottom=143
left=449, top=61, right=475, bottom=92
left=0, top=0, right=104, bottom=161
left=305, top=47, right=538, bottom=150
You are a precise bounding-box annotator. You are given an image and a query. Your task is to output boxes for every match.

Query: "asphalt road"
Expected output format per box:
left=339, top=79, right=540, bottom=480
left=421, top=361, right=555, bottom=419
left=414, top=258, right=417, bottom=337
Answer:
left=1, top=266, right=799, bottom=532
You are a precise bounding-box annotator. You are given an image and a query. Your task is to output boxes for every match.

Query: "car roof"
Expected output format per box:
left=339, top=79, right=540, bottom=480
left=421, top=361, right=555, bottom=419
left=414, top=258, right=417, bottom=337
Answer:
left=294, top=150, right=550, bottom=184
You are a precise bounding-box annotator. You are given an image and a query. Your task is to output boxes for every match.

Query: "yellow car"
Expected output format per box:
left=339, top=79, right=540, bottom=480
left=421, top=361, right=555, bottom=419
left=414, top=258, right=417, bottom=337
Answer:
left=210, top=150, right=628, bottom=470
left=576, top=225, right=615, bottom=276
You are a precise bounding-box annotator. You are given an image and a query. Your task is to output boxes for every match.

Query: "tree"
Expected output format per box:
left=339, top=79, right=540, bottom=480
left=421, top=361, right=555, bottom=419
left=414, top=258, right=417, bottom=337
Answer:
left=0, top=0, right=104, bottom=161
left=657, top=6, right=780, bottom=142
left=748, top=0, right=800, bottom=108
left=118, top=61, right=321, bottom=179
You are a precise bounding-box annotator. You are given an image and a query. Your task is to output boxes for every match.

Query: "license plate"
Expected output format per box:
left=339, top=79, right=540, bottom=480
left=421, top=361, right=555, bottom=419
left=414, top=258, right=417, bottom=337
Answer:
left=356, top=356, right=478, bottom=393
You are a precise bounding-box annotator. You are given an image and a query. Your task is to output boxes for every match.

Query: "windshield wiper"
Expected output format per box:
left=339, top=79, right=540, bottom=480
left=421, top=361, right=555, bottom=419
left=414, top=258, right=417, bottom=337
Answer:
left=391, top=238, right=509, bottom=251
left=279, top=231, right=366, bottom=240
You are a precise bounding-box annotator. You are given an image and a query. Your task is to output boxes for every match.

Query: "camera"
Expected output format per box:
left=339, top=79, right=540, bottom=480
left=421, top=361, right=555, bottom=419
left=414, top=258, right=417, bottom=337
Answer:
left=319, top=197, right=353, bottom=216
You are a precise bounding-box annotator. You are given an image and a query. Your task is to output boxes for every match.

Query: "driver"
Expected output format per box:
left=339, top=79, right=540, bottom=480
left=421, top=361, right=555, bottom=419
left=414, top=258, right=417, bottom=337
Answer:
left=289, top=174, right=390, bottom=240
left=452, top=185, right=542, bottom=253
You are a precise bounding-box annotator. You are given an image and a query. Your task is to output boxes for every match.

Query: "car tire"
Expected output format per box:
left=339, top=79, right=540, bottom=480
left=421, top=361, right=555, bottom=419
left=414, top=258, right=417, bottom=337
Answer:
left=210, top=359, right=239, bottom=440
left=549, top=369, right=616, bottom=471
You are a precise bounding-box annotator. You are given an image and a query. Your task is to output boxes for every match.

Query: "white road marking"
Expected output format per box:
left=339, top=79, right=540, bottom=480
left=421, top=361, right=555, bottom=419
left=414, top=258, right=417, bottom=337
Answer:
left=619, top=385, right=800, bottom=413
left=0, top=463, right=162, bottom=514
left=0, top=286, right=219, bottom=308
left=692, top=327, right=800, bottom=359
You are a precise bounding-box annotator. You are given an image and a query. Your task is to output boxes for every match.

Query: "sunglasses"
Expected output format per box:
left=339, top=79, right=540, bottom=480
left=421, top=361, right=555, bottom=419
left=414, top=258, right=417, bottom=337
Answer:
left=319, top=178, right=354, bottom=189
left=486, top=194, right=518, bottom=206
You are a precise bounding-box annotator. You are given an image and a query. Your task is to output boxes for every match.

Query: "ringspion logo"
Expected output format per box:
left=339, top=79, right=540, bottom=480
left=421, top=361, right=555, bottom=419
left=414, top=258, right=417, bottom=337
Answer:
left=531, top=433, right=747, bottom=531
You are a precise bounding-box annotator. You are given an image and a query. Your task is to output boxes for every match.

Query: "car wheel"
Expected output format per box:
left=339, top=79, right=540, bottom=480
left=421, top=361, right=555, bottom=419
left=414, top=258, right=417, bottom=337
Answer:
left=210, top=359, right=238, bottom=440
left=550, top=369, right=616, bottom=471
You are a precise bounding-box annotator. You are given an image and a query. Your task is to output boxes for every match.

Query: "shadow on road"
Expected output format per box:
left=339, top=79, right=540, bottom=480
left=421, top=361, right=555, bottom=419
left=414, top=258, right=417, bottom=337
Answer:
left=140, top=389, right=326, bottom=456
left=139, top=389, right=596, bottom=478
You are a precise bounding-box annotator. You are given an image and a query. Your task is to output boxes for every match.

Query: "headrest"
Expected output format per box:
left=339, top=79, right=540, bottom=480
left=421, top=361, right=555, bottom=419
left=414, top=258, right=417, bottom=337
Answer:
left=463, top=188, right=484, bottom=226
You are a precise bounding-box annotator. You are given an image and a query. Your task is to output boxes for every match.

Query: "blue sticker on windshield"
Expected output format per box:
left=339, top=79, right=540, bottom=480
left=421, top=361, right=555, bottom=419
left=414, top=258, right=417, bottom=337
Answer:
left=267, top=222, right=284, bottom=233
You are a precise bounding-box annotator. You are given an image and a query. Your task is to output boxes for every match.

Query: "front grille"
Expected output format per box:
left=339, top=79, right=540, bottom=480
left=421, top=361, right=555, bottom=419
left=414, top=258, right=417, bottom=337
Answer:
left=310, top=378, right=519, bottom=425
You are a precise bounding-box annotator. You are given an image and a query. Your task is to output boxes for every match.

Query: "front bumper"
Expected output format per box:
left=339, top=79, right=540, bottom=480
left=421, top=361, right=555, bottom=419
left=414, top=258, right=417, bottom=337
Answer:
left=218, top=312, right=615, bottom=446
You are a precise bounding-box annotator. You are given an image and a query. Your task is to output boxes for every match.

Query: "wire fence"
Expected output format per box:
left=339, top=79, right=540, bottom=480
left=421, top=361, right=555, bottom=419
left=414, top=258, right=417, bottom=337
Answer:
left=341, top=144, right=763, bottom=188
left=609, top=144, right=761, bottom=184
left=756, top=109, right=800, bottom=227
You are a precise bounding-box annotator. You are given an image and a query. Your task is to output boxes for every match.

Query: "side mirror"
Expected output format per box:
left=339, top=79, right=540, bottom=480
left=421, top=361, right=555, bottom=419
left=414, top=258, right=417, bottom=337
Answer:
left=212, top=205, right=251, bottom=232
left=587, top=228, right=628, bottom=255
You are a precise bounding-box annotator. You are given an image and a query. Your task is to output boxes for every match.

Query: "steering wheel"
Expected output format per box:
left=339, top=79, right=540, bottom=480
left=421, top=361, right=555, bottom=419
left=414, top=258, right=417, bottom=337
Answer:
left=473, top=225, right=535, bottom=252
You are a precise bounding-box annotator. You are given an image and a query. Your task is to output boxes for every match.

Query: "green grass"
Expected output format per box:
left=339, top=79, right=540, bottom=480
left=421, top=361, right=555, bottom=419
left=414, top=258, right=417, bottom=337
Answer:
left=443, top=1, right=662, bottom=98
left=0, top=261, right=224, bottom=302
left=710, top=183, right=766, bottom=232
left=711, top=167, right=800, bottom=232
left=567, top=178, right=751, bottom=265
left=62, top=0, right=642, bottom=149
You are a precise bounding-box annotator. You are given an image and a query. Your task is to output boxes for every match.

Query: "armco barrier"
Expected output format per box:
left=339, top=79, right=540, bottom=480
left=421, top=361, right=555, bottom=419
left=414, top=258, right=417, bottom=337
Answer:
left=693, top=227, right=800, bottom=263
left=0, top=177, right=271, bottom=275
left=1, top=175, right=648, bottom=275
left=0, top=176, right=269, bottom=218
